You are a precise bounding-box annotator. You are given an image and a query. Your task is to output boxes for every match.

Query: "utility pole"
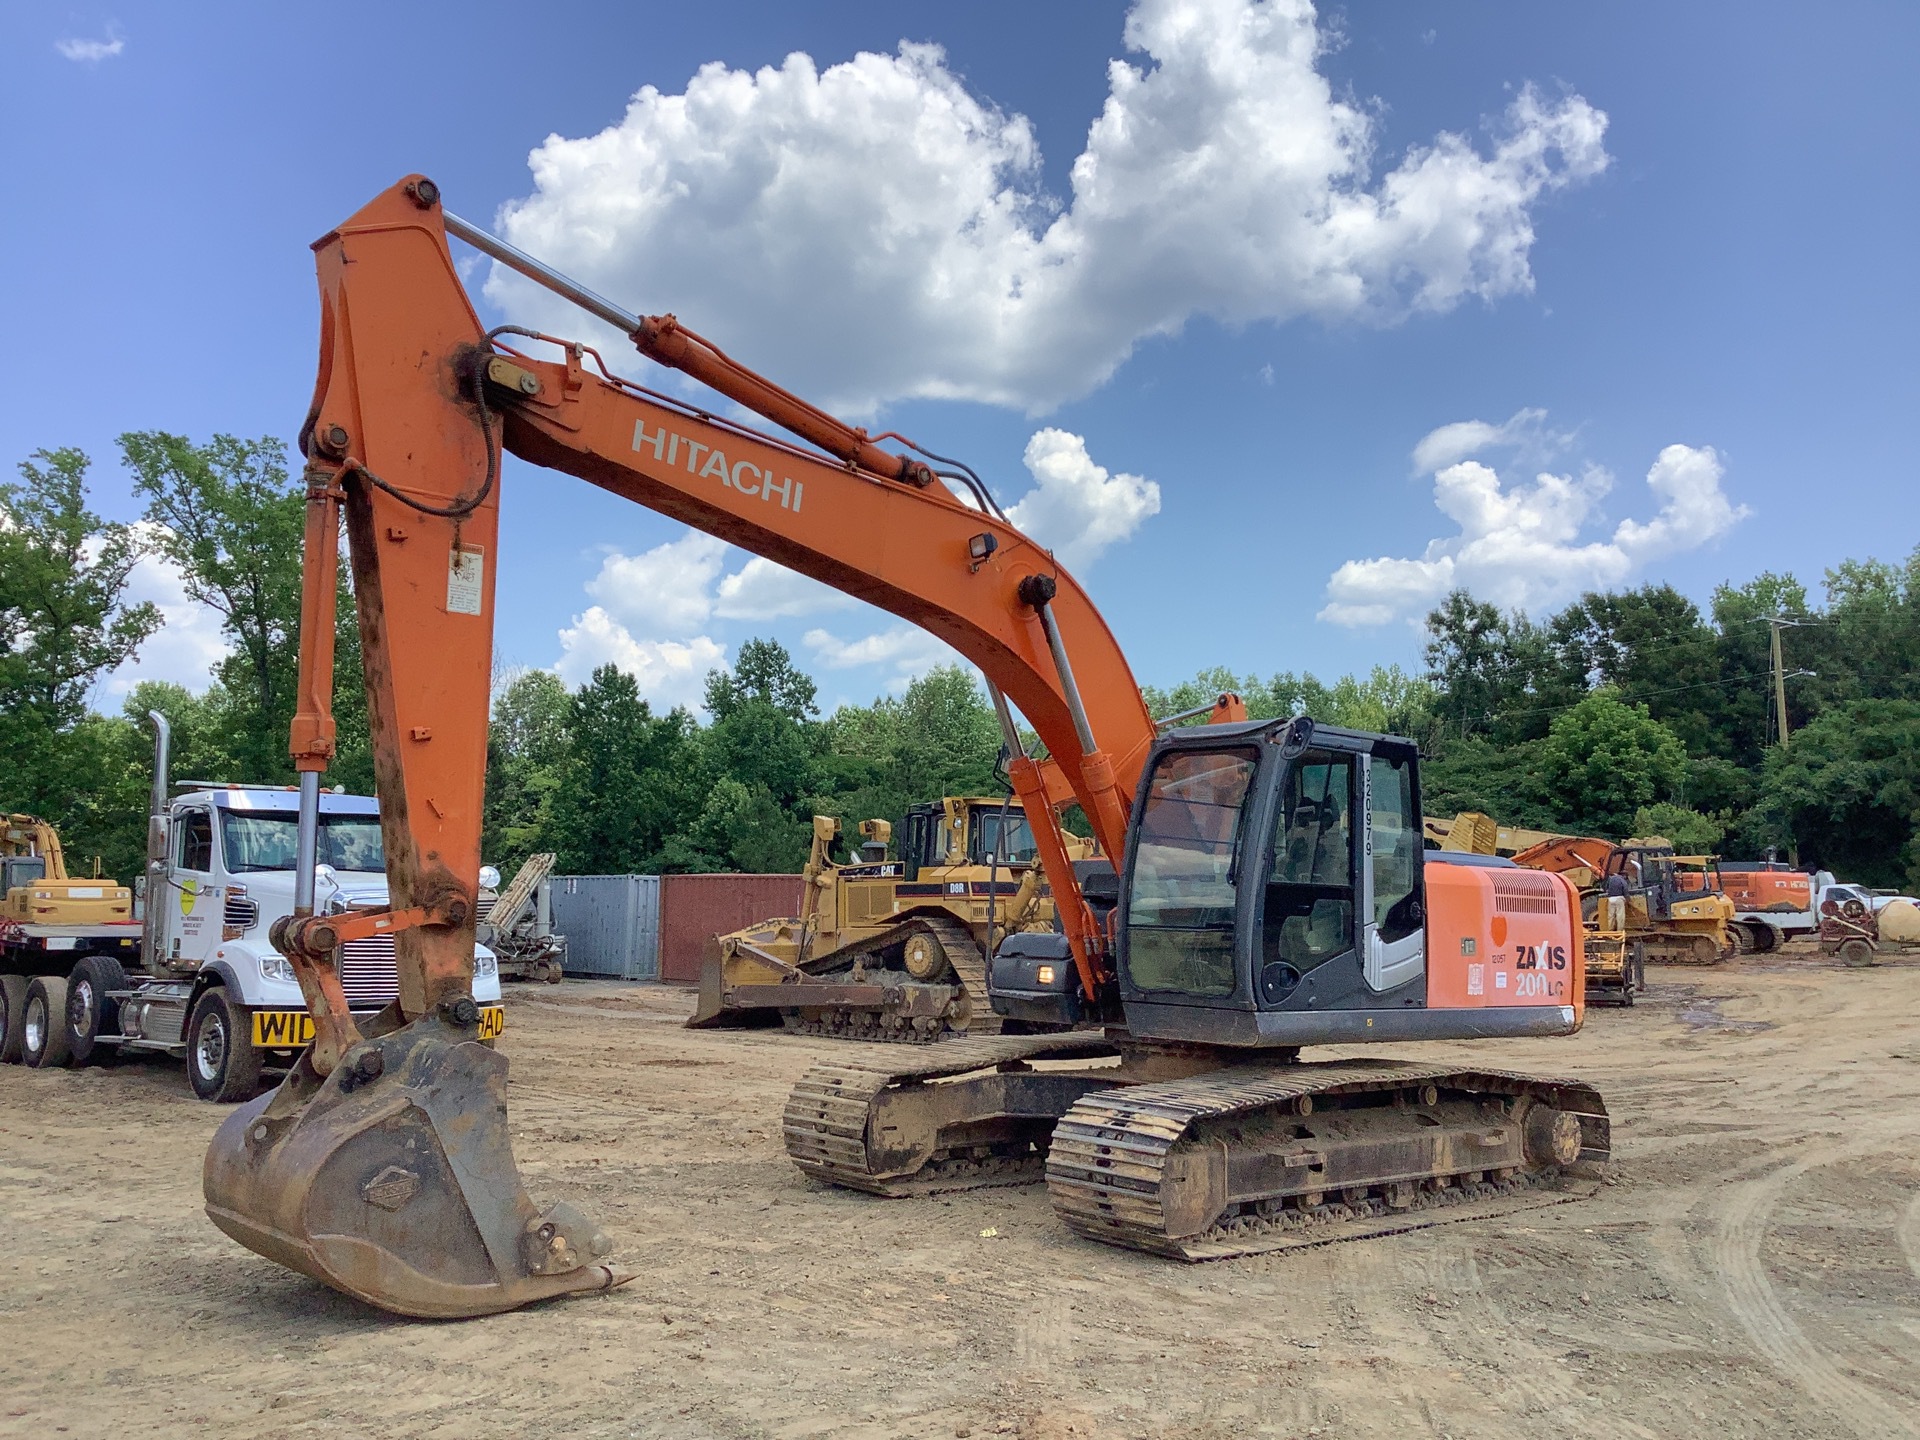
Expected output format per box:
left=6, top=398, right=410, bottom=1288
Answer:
left=1759, top=616, right=1813, bottom=867
left=1767, top=618, right=1792, bottom=748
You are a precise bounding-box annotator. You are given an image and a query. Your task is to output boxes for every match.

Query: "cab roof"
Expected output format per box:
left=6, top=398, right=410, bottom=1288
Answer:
left=189, top=789, right=380, bottom=816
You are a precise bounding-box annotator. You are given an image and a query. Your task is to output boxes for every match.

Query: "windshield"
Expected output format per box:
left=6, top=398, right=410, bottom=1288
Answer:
left=971, top=808, right=1038, bottom=866
left=221, top=812, right=386, bottom=874
left=1124, top=747, right=1258, bottom=997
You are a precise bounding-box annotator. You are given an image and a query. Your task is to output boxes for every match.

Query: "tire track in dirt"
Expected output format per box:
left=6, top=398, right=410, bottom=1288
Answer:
left=1712, top=1140, right=1920, bottom=1440
left=1898, top=1191, right=1920, bottom=1285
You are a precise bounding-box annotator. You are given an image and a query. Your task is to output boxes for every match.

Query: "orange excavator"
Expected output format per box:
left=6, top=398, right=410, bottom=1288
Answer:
left=204, top=176, right=1609, bottom=1319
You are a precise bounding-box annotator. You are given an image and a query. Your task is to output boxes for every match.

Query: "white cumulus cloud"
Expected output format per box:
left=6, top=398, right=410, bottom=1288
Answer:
left=583, top=531, right=726, bottom=636
left=802, top=624, right=957, bottom=692
left=713, top=555, right=855, bottom=621
left=485, top=0, right=1608, bottom=416
left=98, top=543, right=231, bottom=701
left=55, top=29, right=124, bottom=63
left=1006, top=429, right=1160, bottom=570
left=553, top=607, right=725, bottom=710
left=1408, top=406, right=1571, bottom=474
left=1318, top=429, right=1749, bottom=627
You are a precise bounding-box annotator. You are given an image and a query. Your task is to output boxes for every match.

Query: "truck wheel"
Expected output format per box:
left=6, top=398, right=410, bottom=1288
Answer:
left=0, top=975, right=30, bottom=1063
left=22, top=976, right=73, bottom=1068
left=186, top=988, right=263, bottom=1103
left=65, top=953, right=129, bottom=1067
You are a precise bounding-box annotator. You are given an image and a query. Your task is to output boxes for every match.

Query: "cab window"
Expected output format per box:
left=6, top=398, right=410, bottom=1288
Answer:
left=1369, top=753, right=1422, bottom=944
left=176, top=810, right=214, bottom=872
left=1262, top=753, right=1355, bottom=975
left=1125, top=747, right=1259, bottom=996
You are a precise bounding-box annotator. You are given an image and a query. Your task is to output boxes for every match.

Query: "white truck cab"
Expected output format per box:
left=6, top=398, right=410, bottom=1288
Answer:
left=0, top=714, right=502, bottom=1101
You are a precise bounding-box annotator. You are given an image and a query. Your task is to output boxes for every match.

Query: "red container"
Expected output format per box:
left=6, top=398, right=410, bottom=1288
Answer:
left=657, top=873, right=804, bottom=983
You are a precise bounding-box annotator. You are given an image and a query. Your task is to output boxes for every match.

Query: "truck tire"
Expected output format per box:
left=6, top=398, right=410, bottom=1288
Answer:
left=22, top=976, right=73, bottom=1068
left=0, top=974, right=30, bottom=1063
left=185, top=987, right=263, bottom=1103
left=65, top=953, right=129, bottom=1067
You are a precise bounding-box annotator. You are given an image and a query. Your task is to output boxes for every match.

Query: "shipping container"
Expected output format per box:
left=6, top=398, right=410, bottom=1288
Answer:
left=548, top=874, right=661, bottom=980
left=657, top=873, right=804, bottom=983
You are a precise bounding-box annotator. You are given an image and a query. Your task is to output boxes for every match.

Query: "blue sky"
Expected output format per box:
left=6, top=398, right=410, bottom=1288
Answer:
left=6, top=2, right=1916, bottom=717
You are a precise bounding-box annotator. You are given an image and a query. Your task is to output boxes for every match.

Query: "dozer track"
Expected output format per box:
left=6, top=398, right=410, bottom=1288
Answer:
left=777, top=915, right=1001, bottom=1044
left=783, top=1034, right=1123, bottom=1195
left=1046, top=1061, right=1609, bottom=1261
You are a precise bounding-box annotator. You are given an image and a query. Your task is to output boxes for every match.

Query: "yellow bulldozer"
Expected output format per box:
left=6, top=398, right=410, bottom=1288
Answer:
left=1, top=815, right=133, bottom=928
left=688, top=796, right=1087, bottom=1042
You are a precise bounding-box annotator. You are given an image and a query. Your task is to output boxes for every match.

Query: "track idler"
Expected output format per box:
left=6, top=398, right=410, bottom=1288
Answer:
left=204, top=1006, right=625, bottom=1318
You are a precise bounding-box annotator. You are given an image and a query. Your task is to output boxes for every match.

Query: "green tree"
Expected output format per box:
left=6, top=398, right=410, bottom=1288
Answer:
left=552, top=665, right=700, bottom=874
left=815, top=665, right=1003, bottom=837
left=1750, top=699, right=1920, bottom=888
left=122, top=432, right=304, bottom=782
left=0, top=448, right=159, bottom=816
left=1546, top=585, right=1726, bottom=753
left=1537, top=690, right=1688, bottom=837
left=483, top=669, right=572, bottom=874
left=1422, top=591, right=1557, bottom=744
left=1708, top=571, right=1813, bottom=767
left=1631, top=803, right=1728, bottom=854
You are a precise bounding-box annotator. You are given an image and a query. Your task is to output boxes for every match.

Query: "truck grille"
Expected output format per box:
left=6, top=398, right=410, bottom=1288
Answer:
left=223, top=891, right=259, bottom=930
left=475, top=896, right=496, bottom=922
left=339, top=935, right=400, bottom=1009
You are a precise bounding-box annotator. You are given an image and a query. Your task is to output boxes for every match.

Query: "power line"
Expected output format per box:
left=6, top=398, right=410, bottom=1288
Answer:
left=1481, top=666, right=1815, bottom=724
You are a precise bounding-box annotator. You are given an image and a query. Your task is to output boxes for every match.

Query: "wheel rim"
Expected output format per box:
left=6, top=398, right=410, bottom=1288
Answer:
left=196, top=1011, right=227, bottom=1082
left=24, top=996, right=46, bottom=1053
left=71, top=979, right=95, bottom=1035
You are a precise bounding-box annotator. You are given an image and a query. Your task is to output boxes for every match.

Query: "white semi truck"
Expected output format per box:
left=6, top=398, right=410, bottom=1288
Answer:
left=0, top=712, right=503, bottom=1100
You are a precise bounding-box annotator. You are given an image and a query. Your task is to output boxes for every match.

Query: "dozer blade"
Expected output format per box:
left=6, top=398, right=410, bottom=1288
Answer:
left=204, top=1011, right=626, bottom=1318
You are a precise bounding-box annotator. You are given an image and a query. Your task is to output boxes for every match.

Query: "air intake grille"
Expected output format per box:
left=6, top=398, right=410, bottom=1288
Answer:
left=339, top=935, right=400, bottom=1008
left=1489, top=871, right=1562, bottom=915
left=475, top=896, right=497, bottom=923
left=223, top=891, right=259, bottom=931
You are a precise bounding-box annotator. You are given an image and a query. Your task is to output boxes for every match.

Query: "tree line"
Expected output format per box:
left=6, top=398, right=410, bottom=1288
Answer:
left=5, top=436, right=1917, bottom=890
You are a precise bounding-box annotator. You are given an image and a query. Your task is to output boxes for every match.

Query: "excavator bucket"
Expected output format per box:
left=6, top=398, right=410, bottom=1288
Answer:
left=204, top=1011, right=624, bottom=1318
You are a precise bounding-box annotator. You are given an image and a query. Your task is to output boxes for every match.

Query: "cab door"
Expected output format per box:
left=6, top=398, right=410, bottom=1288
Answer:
left=159, top=807, right=220, bottom=969
left=1361, top=749, right=1426, bottom=992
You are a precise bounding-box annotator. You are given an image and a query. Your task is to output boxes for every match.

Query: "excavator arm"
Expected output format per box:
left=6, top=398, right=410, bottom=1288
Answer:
left=205, top=174, right=1173, bottom=1318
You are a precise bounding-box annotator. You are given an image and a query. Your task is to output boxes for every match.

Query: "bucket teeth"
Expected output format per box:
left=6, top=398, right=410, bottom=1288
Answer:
left=203, top=1014, right=624, bottom=1318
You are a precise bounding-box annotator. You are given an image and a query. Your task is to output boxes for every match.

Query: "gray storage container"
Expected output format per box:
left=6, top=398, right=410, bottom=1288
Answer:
left=548, top=874, right=660, bottom=979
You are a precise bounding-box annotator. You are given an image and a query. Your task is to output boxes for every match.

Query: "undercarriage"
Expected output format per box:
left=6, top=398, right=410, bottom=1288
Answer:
left=783, top=1034, right=1609, bottom=1260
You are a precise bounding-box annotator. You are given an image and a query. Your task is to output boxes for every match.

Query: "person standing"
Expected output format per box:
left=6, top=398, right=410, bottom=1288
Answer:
left=1605, top=869, right=1630, bottom=933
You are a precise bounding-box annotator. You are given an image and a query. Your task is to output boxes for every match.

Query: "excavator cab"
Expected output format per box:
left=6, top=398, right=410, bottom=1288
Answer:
left=1109, top=715, right=1580, bottom=1048
left=1117, top=717, right=1425, bottom=1043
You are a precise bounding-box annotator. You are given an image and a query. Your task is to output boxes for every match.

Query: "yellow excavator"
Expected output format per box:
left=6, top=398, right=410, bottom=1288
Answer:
left=1, top=816, right=132, bottom=927
left=689, top=796, right=1089, bottom=1041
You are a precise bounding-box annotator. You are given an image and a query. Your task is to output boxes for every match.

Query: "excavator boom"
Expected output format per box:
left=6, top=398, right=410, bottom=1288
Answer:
left=205, top=175, right=1164, bottom=1317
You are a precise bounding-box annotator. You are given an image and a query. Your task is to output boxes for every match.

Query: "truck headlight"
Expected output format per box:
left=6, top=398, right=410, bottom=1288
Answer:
left=260, top=951, right=296, bottom=983
left=474, top=948, right=498, bottom=977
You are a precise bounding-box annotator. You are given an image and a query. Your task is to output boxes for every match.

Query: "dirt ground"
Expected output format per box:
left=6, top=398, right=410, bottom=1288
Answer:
left=4, top=951, right=1920, bottom=1440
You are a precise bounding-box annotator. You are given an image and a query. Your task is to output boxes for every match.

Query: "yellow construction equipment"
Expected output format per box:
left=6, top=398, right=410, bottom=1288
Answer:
left=0, top=815, right=132, bottom=927
left=690, top=797, right=1088, bottom=1041
left=1511, top=835, right=1733, bottom=969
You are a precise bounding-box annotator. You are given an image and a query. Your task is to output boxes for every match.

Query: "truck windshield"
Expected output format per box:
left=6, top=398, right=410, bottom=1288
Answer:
left=1125, top=747, right=1258, bottom=997
left=971, top=808, right=1038, bottom=866
left=221, top=813, right=386, bottom=873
